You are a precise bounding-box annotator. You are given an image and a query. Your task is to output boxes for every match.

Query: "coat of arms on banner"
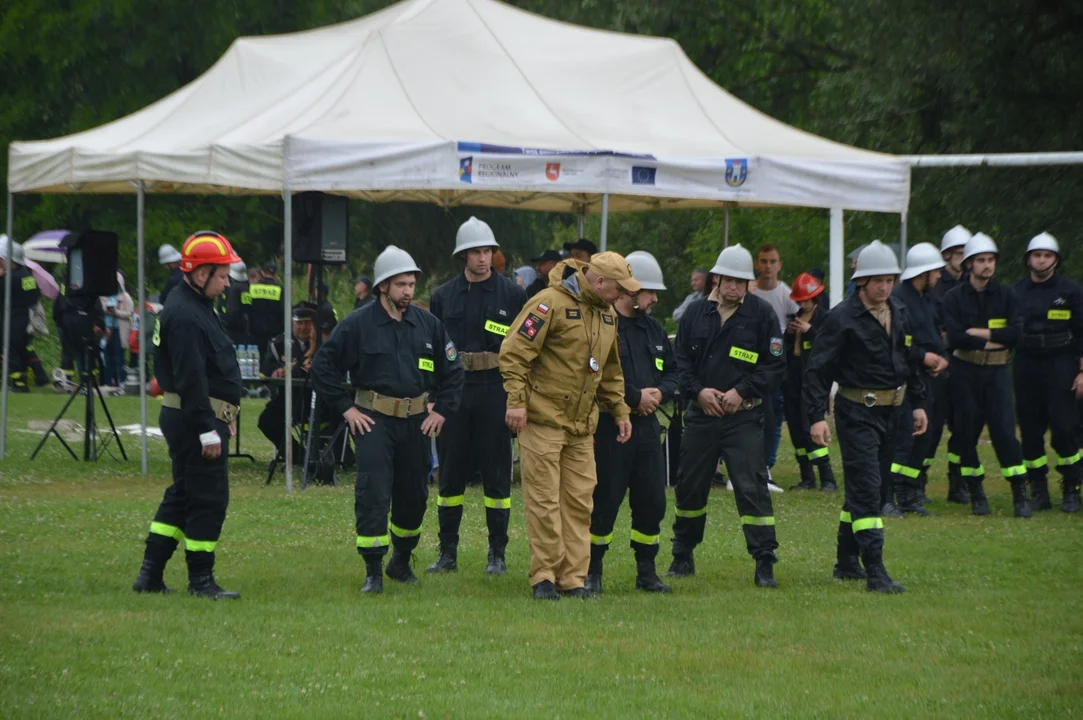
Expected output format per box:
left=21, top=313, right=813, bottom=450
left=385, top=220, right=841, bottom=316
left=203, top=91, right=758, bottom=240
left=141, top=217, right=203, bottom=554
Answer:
left=725, top=158, right=748, bottom=187
left=459, top=156, right=473, bottom=183
left=546, top=163, right=561, bottom=181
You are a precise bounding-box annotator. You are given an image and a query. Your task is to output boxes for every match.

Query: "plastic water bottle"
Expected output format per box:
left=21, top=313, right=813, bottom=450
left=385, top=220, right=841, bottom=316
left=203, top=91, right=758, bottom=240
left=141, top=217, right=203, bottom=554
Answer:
left=247, top=345, right=259, bottom=379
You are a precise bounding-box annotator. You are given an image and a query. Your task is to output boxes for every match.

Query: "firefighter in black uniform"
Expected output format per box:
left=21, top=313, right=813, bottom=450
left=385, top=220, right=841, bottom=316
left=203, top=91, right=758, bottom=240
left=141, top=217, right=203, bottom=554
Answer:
left=805, top=241, right=925, bottom=594
left=158, top=244, right=184, bottom=304
left=311, top=245, right=464, bottom=595
left=0, top=239, right=40, bottom=391
left=132, top=231, right=243, bottom=599
left=248, top=263, right=284, bottom=358
left=1012, top=232, right=1083, bottom=513
left=584, top=251, right=676, bottom=595
left=668, top=244, right=785, bottom=589
left=927, top=225, right=972, bottom=504
left=941, top=233, right=1030, bottom=517
left=426, top=218, right=526, bottom=576
left=257, top=303, right=317, bottom=462
left=785, top=272, right=837, bottom=491
left=889, top=243, right=951, bottom=516
left=219, top=261, right=252, bottom=347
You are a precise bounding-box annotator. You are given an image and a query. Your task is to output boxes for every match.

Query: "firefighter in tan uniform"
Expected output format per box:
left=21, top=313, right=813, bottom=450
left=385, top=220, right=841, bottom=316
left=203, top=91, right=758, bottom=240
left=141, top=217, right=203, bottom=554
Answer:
left=500, top=252, right=638, bottom=600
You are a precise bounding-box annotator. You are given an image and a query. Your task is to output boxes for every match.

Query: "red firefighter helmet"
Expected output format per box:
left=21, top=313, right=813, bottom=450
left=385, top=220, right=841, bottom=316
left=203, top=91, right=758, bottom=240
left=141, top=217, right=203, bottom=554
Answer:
left=179, top=231, right=242, bottom=273
left=790, top=272, right=825, bottom=302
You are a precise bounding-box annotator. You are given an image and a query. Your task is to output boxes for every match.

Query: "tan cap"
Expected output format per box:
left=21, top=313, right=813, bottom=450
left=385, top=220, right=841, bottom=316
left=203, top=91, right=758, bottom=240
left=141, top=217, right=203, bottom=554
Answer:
left=588, top=251, right=642, bottom=293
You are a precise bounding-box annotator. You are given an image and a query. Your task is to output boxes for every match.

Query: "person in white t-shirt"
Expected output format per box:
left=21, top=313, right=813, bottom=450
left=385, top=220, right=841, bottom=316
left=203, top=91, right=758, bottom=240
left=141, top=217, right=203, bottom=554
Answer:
left=749, top=244, right=799, bottom=491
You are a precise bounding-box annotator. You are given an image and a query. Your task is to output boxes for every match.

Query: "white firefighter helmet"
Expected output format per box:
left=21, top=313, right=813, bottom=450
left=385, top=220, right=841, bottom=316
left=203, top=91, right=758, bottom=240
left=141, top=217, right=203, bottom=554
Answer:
left=1026, top=232, right=1059, bottom=256
left=624, top=251, right=667, bottom=291
left=452, top=216, right=498, bottom=257
left=851, top=240, right=902, bottom=279
left=940, top=225, right=972, bottom=253
left=962, top=232, right=998, bottom=263
left=373, top=245, right=423, bottom=287
left=229, top=261, right=247, bottom=282
left=710, top=244, right=755, bottom=281
left=900, top=242, right=946, bottom=281
left=158, top=244, right=182, bottom=265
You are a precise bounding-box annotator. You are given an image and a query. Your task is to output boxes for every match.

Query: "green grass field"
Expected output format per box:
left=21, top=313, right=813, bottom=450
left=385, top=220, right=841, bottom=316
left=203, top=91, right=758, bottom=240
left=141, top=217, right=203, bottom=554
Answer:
left=1, top=393, right=1080, bottom=718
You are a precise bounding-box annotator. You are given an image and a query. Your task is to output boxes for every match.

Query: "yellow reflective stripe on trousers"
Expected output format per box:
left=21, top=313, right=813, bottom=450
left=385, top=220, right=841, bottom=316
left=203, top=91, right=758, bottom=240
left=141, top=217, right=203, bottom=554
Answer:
left=630, top=530, right=659, bottom=546
left=590, top=532, right=614, bottom=546
left=674, top=507, right=707, bottom=519
left=185, top=539, right=217, bottom=552
left=852, top=517, right=884, bottom=532
left=483, top=496, right=512, bottom=510
left=890, top=463, right=921, bottom=479
left=794, top=448, right=807, bottom=458
left=1024, top=457, right=1048, bottom=469
left=389, top=523, right=421, bottom=538
left=1002, top=464, right=1027, bottom=478
left=357, top=535, right=389, bottom=548
left=1058, top=452, right=1082, bottom=467
left=947, top=452, right=961, bottom=464
left=807, top=447, right=829, bottom=460
left=960, top=465, right=985, bottom=477
left=740, top=516, right=776, bottom=527
left=840, top=511, right=852, bottom=523
left=149, top=522, right=185, bottom=541
left=437, top=495, right=465, bottom=508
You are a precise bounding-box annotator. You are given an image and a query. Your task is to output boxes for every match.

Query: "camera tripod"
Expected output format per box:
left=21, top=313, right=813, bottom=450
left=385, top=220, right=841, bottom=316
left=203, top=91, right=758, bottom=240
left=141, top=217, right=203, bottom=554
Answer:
left=31, top=348, right=127, bottom=462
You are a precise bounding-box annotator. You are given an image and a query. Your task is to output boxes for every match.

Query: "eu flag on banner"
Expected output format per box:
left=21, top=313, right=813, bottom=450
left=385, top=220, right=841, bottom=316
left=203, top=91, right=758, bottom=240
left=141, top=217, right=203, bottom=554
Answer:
left=631, top=166, right=656, bottom=185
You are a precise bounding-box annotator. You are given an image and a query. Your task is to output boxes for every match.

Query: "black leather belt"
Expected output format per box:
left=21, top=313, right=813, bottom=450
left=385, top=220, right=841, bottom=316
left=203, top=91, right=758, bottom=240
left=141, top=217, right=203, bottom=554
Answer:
left=1021, top=332, right=1072, bottom=351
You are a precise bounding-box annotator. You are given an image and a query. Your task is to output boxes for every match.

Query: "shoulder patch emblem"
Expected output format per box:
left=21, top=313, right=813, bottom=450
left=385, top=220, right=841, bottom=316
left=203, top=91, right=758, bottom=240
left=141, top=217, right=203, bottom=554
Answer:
left=537, top=303, right=549, bottom=314
left=565, top=308, right=581, bottom=320
left=518, top=313, right=545, bottom=341
left=602, top=313, right=614, bottom=325
left=769, top=337, right=783, bottom=356
left=445, top=341, right=457, bottom=361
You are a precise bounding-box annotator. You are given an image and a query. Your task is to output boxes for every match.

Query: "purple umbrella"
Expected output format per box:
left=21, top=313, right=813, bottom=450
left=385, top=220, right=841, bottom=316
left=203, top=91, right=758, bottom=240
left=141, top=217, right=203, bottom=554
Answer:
left=23, top=257, right=60, bottom=300
left=22, top=230, right=70, bottom=265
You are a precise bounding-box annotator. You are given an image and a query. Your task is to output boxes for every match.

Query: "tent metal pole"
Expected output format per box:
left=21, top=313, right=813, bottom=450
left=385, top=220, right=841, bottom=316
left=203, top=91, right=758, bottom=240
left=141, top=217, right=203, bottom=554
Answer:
left=829, top=208, right=844, bottom=308
left=904, top=152, right=1083, bottom=168
left=577, top=206, right=585, bottom=239
left=0, top=192, right=12, bottom=460
left=722, top=207, right=730, bottom=249
left=137, top=182, right=148, bottom=474
left=899, top=212, right=908, bottom=268
left=599, top=194, right=609, bottom=252
left=283, top=187, right=293, bottom=493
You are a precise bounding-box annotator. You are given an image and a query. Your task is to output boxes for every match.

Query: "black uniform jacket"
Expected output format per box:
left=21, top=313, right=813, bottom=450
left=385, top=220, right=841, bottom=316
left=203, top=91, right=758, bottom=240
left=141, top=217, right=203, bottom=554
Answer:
left=154, top=282, right=243, bottom=435
left=262, top=332, right=310, bottom=379
left=430, top=272, right=526, bottom=385
left=1013, top=273, right=1083, bottom=363
left=617, top=310, right=678, bottom=413
left=247, top=281, right=284, bottom=341
left=804, top=293, right=925, bottom=424
left=310, top=298, right=465, bottom=419
left=783, top=304, right=826, bottom=393
left=941, top=279, right=1021, bottom=352
left=675, top=293, right=786, bottom=407
left=893, top=280, right=947, bottom=358
left=160, top=267, right=184, bottom=305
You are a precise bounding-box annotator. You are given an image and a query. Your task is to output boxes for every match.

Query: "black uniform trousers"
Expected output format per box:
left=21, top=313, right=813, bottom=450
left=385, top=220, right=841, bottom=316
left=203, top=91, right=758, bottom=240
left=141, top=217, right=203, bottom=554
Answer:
left=591, top=412, right=666, bottom=560
left=1014, top=352, right=1082, bottom=479
left=434, top=380, right=512, bottom=549
left=883, top=400, right=916, bottom=505
left=783, top=376, right=832, bottom=469
left=950, top=363, right=1026, bottom=481
left=146, top=408, right=230, bottom=573
left=913, top=371, right=952, bottom=479
left=354, top=413, right=431, bottom=558
left=672, top=407, right=777, bottom=562
left=6, top=312, right=30, bottom=388
left=257, top=388, right=307, bottom=462
left=834, top=398, right=894, bottom=567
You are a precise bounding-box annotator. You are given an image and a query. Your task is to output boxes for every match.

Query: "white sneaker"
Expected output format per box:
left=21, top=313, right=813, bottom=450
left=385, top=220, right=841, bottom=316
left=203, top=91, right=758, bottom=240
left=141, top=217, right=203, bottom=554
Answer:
left=767, top=482, right=785, bottom=494
left=725, top=480, right=734, bottom=491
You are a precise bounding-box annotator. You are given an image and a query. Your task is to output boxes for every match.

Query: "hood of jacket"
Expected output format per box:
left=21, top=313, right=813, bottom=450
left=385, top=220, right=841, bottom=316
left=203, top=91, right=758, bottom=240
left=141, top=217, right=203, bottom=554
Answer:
left=548, top=259, right=608, bottom=309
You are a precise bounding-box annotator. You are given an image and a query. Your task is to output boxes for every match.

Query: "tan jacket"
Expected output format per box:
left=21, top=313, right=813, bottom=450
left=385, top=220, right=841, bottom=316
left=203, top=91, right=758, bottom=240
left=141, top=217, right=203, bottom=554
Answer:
left=499, top=260, right=629, bottom=436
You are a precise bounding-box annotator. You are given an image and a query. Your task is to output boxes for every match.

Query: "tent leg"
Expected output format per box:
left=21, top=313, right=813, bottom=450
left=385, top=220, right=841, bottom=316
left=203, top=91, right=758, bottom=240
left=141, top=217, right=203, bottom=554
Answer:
left=0, top=192, right=12, bottom=460
left=137, top=182, right=148, bottom=474
left=829, top=208, right=844, bottom=308
left=577, top=206, right=585, bottom=239
left=283, top=188, right=293, bottom=493
left=899, top=212, right=908, bottom=266
left=599, top=193, right=609, bottom=252
left=723, top=207, right=730, bottom=249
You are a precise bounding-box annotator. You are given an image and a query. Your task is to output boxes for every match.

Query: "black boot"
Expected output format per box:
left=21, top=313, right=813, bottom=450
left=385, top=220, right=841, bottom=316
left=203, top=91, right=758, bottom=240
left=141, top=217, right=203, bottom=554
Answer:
left=917, top=468, right=929, bottom=505
left=132, top=534, right=177, bottom=593
left=865, top=563, right=906, bottom=594
left=634, top=555, right=671, bottom=593
left=485, top=508, right=510, bottom=576
left=485, top=543, right=507, bottom=576
left=817, top=459, right=838, bottom=492
left=1010, top=478, right=1032, bottom=519
left=1028, top=471, right=1052, bottom=511
left=947, top=466, right=969, bottom=504
left=385, top=549, right=420, bottom=584
left=665, top=551, right=695, bottom=578
left=185, top=550, right=240, bottom=599
left=833, top=520, right=866, bottom=580
left=967, top=477, right=990, bottom=516
left=360, top=556, right=383, bottom=594
left=1062, top=474, right=1082, bottom=513
left=425, top=543, right=458, bottom=573
left=532, top=579, right=559, bottom=600
left=754, top=558, right=777, bottom=588
left=585, top=544, right=606, bottom=595
left=897, top=483, right=936, bottom=517
left=792, top=456, right=817, bottom=490
left=881, top=501, right=906, bottom=519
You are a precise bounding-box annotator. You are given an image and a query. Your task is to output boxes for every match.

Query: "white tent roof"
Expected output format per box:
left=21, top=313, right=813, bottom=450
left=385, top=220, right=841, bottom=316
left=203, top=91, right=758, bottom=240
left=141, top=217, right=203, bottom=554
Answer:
left=7, top=0, right=910, bottom=213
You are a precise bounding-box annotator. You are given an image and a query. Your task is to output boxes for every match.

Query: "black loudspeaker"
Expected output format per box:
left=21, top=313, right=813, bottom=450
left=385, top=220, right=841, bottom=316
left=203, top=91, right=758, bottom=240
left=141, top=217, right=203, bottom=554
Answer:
left=292, top=192, right=348, bottom=265
left=60, top=230, right=119, bottom=297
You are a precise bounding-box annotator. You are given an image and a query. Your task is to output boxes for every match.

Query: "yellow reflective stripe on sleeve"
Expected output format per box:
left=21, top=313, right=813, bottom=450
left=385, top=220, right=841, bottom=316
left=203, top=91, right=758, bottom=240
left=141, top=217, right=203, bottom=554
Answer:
left=629, top=530, right=660, bottom=546
left=674, top=507, right=707, bottom=519
left=655, top=357, right=664, bottom=371
left=947, top=452, right=961, bottom=464
left=839, top=511, right=852, bottom=523
left=483, top=496, right=512, bottom=510
left=484, top=320, right=510, bottom=336
left=437, top=495, right=465, bottom=508
left=21, top=276, right=37, bottom=291
left=740, top=516, right=776, bottom=527
left=149, top=522, right=185, bottom=541
left=905, top=334, right=912, bottom=347
left=890, top=463, right=921, bottom=479
left=1002, top=465, right=1027, bottom=478
left=802, top=340, right=812, bottom=350
left=184, top=539, right=217, bottom=552
left=852, top=517, right=884, bottom=532
left=960, top=465, right=985, bottom=477
left=1024, top=457, right=1048, bottom=469
left=357, top=535, right=389, bottom=548
left=728, top=346, right=759, bottom=364
left=807, top=447, right=829, bottom=460
left=418, top=358, right=434, bottom=372
left=1057, top=452, right=1082, bottom=467
left=1048, top=309, right=1071, bottom=321
left=248, top=284, right=282, bottom=301
left=389, top=523, right=421, bottom=538
left=795, top=448, right=808, bottom=458
left=987, top=318, right=1007, bottom=329
left=590, top=533, right=614, bottom=546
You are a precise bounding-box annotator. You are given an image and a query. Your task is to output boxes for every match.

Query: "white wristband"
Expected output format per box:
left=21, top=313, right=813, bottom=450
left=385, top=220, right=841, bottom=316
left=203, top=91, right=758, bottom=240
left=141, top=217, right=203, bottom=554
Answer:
left=200, top=431, right=221, bottom=447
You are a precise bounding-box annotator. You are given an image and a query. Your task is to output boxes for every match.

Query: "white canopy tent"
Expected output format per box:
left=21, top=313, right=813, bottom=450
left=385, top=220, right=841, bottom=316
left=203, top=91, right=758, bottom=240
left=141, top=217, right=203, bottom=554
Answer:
left=3, top=0, right=916, bottom=488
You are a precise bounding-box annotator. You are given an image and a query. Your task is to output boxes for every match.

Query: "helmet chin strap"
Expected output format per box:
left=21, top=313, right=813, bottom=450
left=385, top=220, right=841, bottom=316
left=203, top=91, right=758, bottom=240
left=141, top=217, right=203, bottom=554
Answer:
left=188, top=265, right=219, bottom=297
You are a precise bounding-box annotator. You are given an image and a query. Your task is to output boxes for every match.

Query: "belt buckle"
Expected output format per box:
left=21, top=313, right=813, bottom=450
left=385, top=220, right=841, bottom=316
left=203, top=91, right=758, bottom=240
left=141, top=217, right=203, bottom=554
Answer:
left=223, top=405, right=237, bottom=424
left=741, top=398, right=754, bottom=411
left=894, top=386, right=904, bottom=405
left=862, top=392, right=877, bottom=408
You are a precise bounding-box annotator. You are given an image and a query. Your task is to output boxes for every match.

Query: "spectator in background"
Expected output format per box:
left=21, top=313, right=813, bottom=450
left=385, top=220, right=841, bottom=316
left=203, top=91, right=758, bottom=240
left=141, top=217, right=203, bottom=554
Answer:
left=316, top=281, right=338, bottom=322
left=672, top=268, right=709, bottom=322
left=563, top=238, right=598, bottom=263
left=526, top=250, right=562, bottom=297
left=514, top=266, right=538, bottom=291
left=247, top=267, right=262, bottom=286
left=750, top=244, right=798, bottom=491
left=354, top=274, right=373, bottom=310
left=809, top=267, right=831, bottom=312
left=101, top=271, right=134, bottom=387
left=492, top=249, right=507, bottom=276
